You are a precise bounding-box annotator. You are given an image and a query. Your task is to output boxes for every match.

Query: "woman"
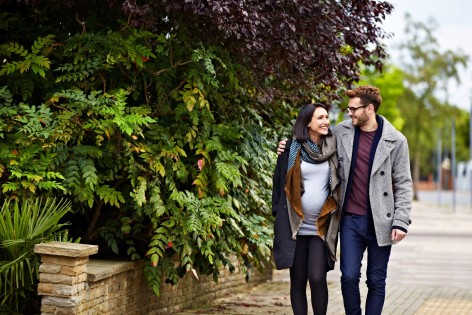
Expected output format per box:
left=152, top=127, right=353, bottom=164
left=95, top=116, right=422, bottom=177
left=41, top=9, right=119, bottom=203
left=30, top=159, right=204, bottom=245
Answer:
left=272, top=103, right=341, bottom=315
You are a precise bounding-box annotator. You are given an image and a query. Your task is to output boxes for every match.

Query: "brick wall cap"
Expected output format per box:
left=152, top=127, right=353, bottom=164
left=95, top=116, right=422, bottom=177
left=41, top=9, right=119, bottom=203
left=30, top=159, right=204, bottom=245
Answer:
left=34, top=242, right=98, bottom=257
left=87, top=259, right=136, bottom=282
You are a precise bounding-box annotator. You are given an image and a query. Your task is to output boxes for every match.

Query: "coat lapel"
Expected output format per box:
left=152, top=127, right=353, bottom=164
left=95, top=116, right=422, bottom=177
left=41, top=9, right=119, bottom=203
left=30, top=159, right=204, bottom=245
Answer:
left=371, top=139, right=394, bottom=174
left=338, top=125, right=354, bottom=164
left=371, top=119, right=396, bottom=174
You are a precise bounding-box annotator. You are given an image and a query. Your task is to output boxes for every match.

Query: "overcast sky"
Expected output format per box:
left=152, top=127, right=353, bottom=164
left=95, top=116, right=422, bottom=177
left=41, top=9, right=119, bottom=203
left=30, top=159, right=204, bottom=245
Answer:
left=382, top=0, right=472, bottom=111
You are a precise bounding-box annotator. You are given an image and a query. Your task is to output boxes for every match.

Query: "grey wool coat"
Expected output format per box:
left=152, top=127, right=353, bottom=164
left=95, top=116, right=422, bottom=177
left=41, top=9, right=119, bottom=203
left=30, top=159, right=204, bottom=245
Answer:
left=335, top=116, right=413, bottom=246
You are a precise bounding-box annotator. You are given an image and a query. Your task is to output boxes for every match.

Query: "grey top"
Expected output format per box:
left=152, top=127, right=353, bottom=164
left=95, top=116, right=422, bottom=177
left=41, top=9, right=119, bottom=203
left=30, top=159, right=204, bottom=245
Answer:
left=298, top=160, right=330, bottom=235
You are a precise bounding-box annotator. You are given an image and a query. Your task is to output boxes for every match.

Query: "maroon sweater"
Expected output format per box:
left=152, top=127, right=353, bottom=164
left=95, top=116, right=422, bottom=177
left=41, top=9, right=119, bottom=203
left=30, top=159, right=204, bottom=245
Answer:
left=345, top=130, right=375, bottom=215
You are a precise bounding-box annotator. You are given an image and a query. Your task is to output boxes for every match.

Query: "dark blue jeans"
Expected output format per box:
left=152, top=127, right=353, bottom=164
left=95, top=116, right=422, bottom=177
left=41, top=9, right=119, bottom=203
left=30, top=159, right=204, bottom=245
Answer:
left=340, top=213, right=392, bottom=315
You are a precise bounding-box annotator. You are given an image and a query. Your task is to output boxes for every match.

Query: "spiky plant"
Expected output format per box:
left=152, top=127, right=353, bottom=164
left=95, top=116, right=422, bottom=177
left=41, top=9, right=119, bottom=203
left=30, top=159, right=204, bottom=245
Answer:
left=0, top=197, right=73, bottom=314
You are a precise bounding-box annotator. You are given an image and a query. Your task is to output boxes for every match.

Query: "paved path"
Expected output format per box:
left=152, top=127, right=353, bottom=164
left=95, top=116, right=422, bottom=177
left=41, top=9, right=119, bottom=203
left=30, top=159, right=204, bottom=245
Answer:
left=174, top=197, right=472, bottom=315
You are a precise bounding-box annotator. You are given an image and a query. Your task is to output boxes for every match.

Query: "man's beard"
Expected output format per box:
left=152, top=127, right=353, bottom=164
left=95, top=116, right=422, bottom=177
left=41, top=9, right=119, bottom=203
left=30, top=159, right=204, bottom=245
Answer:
left=352, top=112, right=368, bottom=127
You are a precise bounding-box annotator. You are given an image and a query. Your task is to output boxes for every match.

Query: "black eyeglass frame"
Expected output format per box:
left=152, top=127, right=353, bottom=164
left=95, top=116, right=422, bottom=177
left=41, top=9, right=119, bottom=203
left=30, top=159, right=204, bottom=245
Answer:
left=345, top=104, right=370, bottom=114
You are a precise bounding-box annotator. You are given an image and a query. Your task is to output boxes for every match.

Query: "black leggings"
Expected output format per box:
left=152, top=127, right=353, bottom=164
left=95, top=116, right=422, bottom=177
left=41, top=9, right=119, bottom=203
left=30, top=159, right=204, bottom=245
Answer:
left=290, top=235, right=328, bottom=315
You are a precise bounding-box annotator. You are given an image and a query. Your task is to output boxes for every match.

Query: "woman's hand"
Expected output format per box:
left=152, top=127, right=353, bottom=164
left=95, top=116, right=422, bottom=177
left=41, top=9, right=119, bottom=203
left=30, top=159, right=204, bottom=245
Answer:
left=277, top=139, right=288, bottom=155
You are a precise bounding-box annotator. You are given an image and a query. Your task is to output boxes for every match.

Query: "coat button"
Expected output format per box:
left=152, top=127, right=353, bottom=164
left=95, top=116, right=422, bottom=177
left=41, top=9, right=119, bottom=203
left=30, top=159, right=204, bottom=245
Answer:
left=380, top=171, right=385, bottom=176
left=383, top=192, right=388, bottom=196
left=387, top=213, right=391, bottom=217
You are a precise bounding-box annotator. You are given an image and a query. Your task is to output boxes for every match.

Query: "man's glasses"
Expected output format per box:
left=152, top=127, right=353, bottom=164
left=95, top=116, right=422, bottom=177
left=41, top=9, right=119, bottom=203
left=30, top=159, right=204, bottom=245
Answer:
left=344, top=104, right=369, bottom=114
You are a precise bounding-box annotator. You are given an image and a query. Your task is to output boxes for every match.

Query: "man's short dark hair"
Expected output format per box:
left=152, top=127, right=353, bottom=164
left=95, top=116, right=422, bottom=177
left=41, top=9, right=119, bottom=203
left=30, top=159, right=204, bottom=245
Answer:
left=346, top=85, right=382, bottom=111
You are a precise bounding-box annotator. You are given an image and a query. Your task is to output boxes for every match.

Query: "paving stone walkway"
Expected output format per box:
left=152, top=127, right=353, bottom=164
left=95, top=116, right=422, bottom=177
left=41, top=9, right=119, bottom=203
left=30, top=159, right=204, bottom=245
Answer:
left=174, top=199, right=472, bottom=315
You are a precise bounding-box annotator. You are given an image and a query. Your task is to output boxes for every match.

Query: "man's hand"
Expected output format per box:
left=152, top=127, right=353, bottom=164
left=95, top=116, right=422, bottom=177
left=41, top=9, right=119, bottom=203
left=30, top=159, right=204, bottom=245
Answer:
left=277, top=139, right=288, bottom=155
left=391, top=229, right=406, bottom=244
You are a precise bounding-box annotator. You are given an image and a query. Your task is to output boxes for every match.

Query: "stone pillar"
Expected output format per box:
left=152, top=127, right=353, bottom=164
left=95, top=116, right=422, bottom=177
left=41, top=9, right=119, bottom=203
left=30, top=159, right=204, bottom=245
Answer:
left=34, top=242, right=98, bottom=315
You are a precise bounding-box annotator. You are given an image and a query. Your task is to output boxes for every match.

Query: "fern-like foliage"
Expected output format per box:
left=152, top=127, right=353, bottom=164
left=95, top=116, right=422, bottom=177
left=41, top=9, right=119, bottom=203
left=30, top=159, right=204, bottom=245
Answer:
left=0, top=35, right=54, bottom=100
left=54, top=30, right=156, bottom=93
left=0, top=7, right=279, bottom=303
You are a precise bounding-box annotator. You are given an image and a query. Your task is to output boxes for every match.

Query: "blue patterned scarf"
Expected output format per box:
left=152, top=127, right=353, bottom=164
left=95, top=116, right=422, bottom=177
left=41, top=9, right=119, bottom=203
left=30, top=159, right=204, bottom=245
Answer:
left=285, top=132, right=338, bottom=220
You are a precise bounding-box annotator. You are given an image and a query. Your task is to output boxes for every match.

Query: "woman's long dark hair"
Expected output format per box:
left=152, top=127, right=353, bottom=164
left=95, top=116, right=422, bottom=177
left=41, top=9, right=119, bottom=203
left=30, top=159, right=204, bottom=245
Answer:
left=293, top=103, right=330, bottom=142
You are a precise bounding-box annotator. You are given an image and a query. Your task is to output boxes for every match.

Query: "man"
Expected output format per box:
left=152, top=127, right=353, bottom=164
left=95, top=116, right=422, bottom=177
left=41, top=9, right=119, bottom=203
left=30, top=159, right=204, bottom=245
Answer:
left=277, top=85, right=412, bottom=315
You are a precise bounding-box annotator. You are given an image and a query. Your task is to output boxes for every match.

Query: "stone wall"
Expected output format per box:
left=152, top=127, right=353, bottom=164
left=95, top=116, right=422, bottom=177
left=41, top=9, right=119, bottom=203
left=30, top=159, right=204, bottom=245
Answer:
left=34, top=242, right=272, bottom=315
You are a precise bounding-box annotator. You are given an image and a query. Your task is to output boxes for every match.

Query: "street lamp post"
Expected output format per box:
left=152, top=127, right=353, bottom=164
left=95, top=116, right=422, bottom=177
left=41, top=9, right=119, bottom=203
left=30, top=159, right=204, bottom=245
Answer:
left=452, top=119, right=456, bottom=212
left=437, top=129, right=442, bottom=206
left=470, top=100, right=472, bottom=206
